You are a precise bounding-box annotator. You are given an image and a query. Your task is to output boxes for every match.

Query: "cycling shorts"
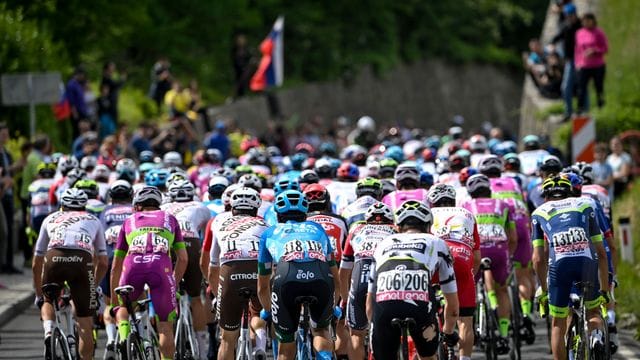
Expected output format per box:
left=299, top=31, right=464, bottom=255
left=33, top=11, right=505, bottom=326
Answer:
left=479, top=242, right=510, bottom=286
left=549, top=257, right=599, bottom=318
left=43, top=249, right=97, bottom=317
left=445, top=241, right=475, bottom=315
left=512, top=221, right=532, bottom=268
left=346, top=259, right=372, bottom=330
left=119, top=255, right=177, bottom=322
left=371, top=299, right=439, bottom=359
left=216, top=261, right=261, bottom=331
left=182, top=238, right=203, bottom=297
left=271, top=260, right=334, bottom=343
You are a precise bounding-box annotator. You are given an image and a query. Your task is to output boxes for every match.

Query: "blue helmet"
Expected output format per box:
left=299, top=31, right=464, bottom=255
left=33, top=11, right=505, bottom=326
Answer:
left=224, top=158, right=241, bottom=169
left=419, top=171, right=434, bottom=188
left=384, top=145, right=404, bottom=163
left=144, top=169, right=170, bottom=187
left=274, top=190, right=308, bottom=214
left=290, top=153, right=308, bottom=170
left=274, top=178, right=301, bottom=195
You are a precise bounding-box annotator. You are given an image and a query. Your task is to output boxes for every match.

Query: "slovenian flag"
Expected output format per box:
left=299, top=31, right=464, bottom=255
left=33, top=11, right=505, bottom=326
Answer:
left=250, top=16, right=284, bottom=92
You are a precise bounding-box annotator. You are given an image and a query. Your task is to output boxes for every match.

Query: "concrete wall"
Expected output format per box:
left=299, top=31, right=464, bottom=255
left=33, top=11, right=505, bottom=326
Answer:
left=208, top=59, right=522, bottom=136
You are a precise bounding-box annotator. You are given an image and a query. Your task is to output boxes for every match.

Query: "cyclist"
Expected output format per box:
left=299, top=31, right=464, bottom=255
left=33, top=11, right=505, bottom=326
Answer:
left=32, top=188, right=108, bottom=360
left=518, top=135, right=549, bottom=177
left=367, top=200, right=459, bottom=359
left=202, top=176, right=229, bottom=216
left=382, top=163, right=429, bottom=211
left=73, top=179, right=106, bottom=216
left=341, top=177, right=383, bottom=228
left=208, top=187, right=269, bottom=360
left=26, top=162, right=57, bottom=243
left=339, top=202, right=396, bottom=360
left=48, top=155, right=78, bottom=206
left=527, top=155, right=563, bottom=213
left=257, top=190, right=340, bottom=360
left=161, top=178, right=212, bottom=356
left=110, top=185, right=188, bottom=360
left=428, top=183, right=480, bottom=360
left=531, top=175, right=610, bottom=360
left=238, top=173, right=272, bottom=217
left=327, top=161, right=360, bottom=214
left=461, top=174, right=517, bottom=354
left=264, top=178, right=301, bottom=226
left=99, top=180, right=134, bottom=359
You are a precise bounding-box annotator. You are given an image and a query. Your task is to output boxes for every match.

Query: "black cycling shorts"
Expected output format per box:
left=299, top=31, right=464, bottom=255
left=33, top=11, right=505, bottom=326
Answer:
left=271, top=260, right=334, bottom=343
left=43, top=249, right=96, bottom=318
left=371, top=300, right=439, bottom=359
left=182, top=237, right=202, bottom=297
left=346, top=259, right=372, bottom=330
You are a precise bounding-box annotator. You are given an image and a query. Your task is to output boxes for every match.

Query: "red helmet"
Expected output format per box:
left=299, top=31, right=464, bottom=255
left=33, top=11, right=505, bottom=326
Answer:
left=241, top=137, right=260, bottom=153
left=303, top=183, right=330, bottom=204
left=295, top=142, right=315, bottom=155
left=421, top=148, right=436, bottom=162
left=337, top=162, right=359, bottom=181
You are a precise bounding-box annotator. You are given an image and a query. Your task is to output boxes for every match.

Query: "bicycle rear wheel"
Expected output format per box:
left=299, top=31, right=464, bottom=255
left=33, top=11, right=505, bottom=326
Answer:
left=51, top=327, right=73, bottom=360
left=176, top=319, right=195, bottom=360
left=127, top=333, right=146, bottom=360
left=509, top=283, right=522, bottom=360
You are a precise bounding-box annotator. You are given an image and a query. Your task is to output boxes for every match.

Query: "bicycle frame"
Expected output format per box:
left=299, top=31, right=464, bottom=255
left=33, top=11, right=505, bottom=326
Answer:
left=475, top=258, right=498, bottom=360
left=507, top=268, right=522, bottom=360
left=296, top=300, right=314, bottom=360
left=236, top=288, right=254, bottom=360
left=175, top=289, right=199, bottom=359
left=115, top=285, right=159, bottom=360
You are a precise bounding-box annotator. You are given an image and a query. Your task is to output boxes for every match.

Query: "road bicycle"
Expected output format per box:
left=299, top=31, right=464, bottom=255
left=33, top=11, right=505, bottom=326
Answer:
left=42, top=282, right=78, bottom=360
left=391, top=317, right=416, bottom=360
left=113, top=285, right=160, bottom=360
left=474, top=257, right=499, bottom=360
left=175, top=285, right=199, bottom=359
left=565, top=281, right=610, bottom=360
left=235, top=287, right=267, bottom=360
left=507, top=268, right=523, bottom=360
left=295, top=296, right=318, bottom=360
left=434, top=287, right=456, bottom=360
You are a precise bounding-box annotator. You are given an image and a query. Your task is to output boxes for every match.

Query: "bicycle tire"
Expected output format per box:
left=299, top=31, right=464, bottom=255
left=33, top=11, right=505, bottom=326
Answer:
left=52, top=327, right=73, bottom=360
left=509, top=284, right=522, bottom=360
left=127, top=332, right=146, bottom=360
left=147, top=327, right=161, bottom=360
left=485, top=299, right=499, bottom=360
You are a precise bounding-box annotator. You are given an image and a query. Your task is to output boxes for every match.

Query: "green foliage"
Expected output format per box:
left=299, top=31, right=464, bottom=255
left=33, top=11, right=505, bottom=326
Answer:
left=593, top=0, right=640, bottom=141
left=536, top=102, right=565, bottom=121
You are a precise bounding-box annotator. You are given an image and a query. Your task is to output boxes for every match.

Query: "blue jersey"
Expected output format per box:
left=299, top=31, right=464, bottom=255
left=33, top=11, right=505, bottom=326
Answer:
left=203, top=199, right=225, bottom=217
left=531, top=197, right=602, bottom=264
left=263, top=204, right=278, bottom=226
left=99, top=203, right=134, bottom=258
left=258, top=220, right=334, bottom=275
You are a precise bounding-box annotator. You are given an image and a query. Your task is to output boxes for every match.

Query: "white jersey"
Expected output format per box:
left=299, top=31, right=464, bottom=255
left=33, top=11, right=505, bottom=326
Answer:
left=161, top=201, right=211, bottom=239
left=431, top=207, right=478, bottom=250
left=326, top=180, right=358, bottom=214
left=35, top=210, right=107, bottom=257
left=210, top=215, right=269, bottom=266
left=518, top=149, right=549, bottom=176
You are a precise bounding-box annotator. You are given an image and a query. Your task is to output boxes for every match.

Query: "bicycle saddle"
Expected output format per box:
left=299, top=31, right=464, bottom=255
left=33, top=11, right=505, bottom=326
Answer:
left=42, top=283, right=62, bottom=300
left=237, top=287, right=254, bottom=299
left=391, top=317, right=416, bottom=328
left=137, top=298, right=153, bottom=307
left=294, top=296, right=318, bottom=305
left=115, top=285, right=135, bottom=296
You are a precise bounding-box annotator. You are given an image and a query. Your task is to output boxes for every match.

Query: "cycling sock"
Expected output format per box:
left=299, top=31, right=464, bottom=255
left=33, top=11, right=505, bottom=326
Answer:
left=106, top=323, right=117, bottom=343
left=488, top=290, right=498, bottom=310
left=118, top=320, right=131, bottom=341
left=197, top=331, right=208, bottom=357
left=521, top=299, right=532, bottom=316
left=255, top=327, right=267, bottom=351
left=460, top=356, right=471, bottom=360
left=316, top=350, right=333, bottom=360
left=499, top=317, right=510, bottom=337
left=607, top=310, right=616, bottom=326
left=43, top=320, right=54, bottom=336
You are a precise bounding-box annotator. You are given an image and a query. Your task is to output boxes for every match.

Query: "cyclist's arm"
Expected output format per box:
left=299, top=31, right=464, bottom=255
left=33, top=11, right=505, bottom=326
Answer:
left=588, top=208, right=609, bottom=293
left=93, top=224, right=109, bottom=285
left=531, top=216, right=548, bottom=292
left=366, top=256, right=377, bottom=322
left=110, top=256, right=124, bottom=305
left=472, top=222, right=481, bottom=274
left=437, top=240, right=459, bottom=334
left=506, top=207, right=517, bottom=255
left=442, top=292, right=460, bottom=334
left=257, top=229, right=273, bottom=312
left=199, top=218, right=215, bottom=278
left=330, top=262, right=340, bottom=307
left=32, top=218, right=51, bottom=298
left=207, top=266, right=220, bottom=297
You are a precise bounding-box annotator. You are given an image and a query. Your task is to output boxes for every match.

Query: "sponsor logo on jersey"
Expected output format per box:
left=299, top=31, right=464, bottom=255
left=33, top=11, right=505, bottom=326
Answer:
left=230, top=272, right=258, bottom=281
left=296, top=270, right=316, bottom=280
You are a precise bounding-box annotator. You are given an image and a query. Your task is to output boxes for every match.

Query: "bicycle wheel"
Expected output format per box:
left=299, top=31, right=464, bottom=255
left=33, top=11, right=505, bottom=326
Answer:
left=51, top=327, right=73, bottom=360
left=566, top=312, right=586, bottom=360
left=147, top=327, right=161, bottom=360
left=485, top=300, right=499, bottom=360
left=127, top=333, right=146, bottom=360
left=509, top=284, right=522, bottom=360
left=295, top=328, right=312, bottom=360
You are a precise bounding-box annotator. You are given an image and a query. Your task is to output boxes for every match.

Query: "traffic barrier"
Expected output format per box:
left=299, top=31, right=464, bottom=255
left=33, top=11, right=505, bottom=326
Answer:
left=572, top=116, right=595, bottom=163
left=618, top=217, right=633, bottom=263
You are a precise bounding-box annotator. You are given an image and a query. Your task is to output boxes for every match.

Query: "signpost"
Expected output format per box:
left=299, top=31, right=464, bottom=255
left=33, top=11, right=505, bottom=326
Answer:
left=1, top=72, right=62, bottom=139
left=618, top=217, right=633, bottom=263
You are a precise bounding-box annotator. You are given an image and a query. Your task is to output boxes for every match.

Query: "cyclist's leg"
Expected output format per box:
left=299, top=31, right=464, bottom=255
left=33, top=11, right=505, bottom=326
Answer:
left=249, top=296, right=267, bottom=352
left=486, top=245, right=511, bottom=338
left=156, top=320, right=176, bottom=360
left=582, top=259, right=606, bottom=347
left=183, top=238, right=207, bottom=353
left=346, top=280, right=369, bottom=360
left=271, top=264, right=300, bottom=360
left=370, top=303, right=401, bottom=360
left=307, top=264, right=335, bottom=356
left=101, top=248, right=118, bottom=348
left=408, top=308, right=439, bottom=360
left=216, top=264, right=244, bottom=360
left=146, top=263, right=178, bottom=359
left=548, top=260, right=575, bottom=360
left=348, top=329, right=366, bottom=360
left=447, top=242, right=475, bottom=358
left=76, top=316, right=95, bottom=360
left=40, top=250, right=64, bottom=338
left=218, top=329, right=240, bottom=360
left=67, top=250, right=98, bottom=360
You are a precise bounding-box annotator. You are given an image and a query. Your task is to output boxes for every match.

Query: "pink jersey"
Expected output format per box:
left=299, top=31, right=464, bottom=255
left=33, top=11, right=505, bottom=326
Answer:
left=382, top=189, right=429, bottom=211
left=490, top=176, right=524, bottom=202
left=582, top=184, right=611, bottom=219
left=461, top=198, right=515, bottom=245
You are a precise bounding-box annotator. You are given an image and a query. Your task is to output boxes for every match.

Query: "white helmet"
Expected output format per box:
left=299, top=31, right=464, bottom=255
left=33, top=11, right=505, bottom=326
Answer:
left=427, top=184, right=456, bottom=205
left=209, top=176, right=230, bottom=188
left=166, top=171, right=189, bottom=189
left=478, top=155, right=503, bottom=174
left=163, top=151, right=183, bottom=167
left=222, top=184, right=240, bottom=207
left=133, top=186, right=163, bottom=207
left=357, top=116, right=375, bottom=131
left=60, top=188, right=88, bottom=209
left=466, top=174, right=491, bottom=195
left=394, top=163, right=420, bottom=183
left=168, top=179, right=195, bottom=202
left=469, top=134, right=488, bottom=152
left=58, top=156, right=79, bottom=175
left=80, top=156, right=97, bottom=170
left=365, top=202, right=394, bottom=223
left=230, top=187, right=262, bottom=211
left=65, top=167, right=87, bottom=186
left=395, top=200, right=433, bottom=227
left=238, top=174, right=263, bottom=190
left=92, top=164, right=111, bottom=181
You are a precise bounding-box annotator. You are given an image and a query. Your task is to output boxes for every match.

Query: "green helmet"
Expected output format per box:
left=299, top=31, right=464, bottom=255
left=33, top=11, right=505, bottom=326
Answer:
left=356, top=177, right=383, bottom=199
left=74, top=179, right=99, bottom=199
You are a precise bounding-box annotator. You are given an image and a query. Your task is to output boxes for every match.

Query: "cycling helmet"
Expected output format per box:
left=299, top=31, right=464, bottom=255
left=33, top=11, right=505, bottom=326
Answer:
left=357, top=116, right=375, bottom=131
left=299, top=170, right=320, bottom=185
left=498, top=141, right=518, bottom=156
left=427, top=184, right=456, bottom=205
left=80, top=156, right=97, bottom=171
left=166, top=171, right=188, bottom=189
left=337, top=162, right=359, bottom=181
left=379, top=158, right=398, bottom=178
left=421, top=148, right=436, bottom=162
left=459, top=167, right=478, bottom=186
left=573, top=162, right=594, bottom=184
left=92, top=164, right=110, bottom=182
left=274, top=190, right=308, bottom=214
left=133, top=186, right=163, bottom=207
left=381, top=179, right=396, bottom=197
left=208, top=176, right=229, bottom=197
left=542, top=174, right=572, bottom=199
left=469, top=135, right=488, bottom=152
left=37, top=162, right=57, bottom=178
left=448, top=153, right=467, bottom=171
left=318, top=142, right=337, bottom=158
left=274, top=178, right=301, bottom=195
left=58, top=156, right=79, bottom=176
left=425, top=136, right=441, bottom=150
left=289, top=153, right=308, bottom=170
left=419, top=171, right=434, bottom=188
left=564, top=172, right=583, bottom=195
left=168, top=179, right=195, bottom=202
left=355, top=177, right=383, bottom=199
left=503, top=153, right=521, bottom=171
left=144, top=169, right=170, bottom=187
left=539, top=155, right=562, bottom=174
left=238, top=173, right=263, bottom=190
left=230, top=187, right=262, bottom=211
left=266, top=146, right=282, bottom=158
left=246, top=147, right=268, bottom=166
left=235, top=165, right=254, bottom=177
left=478, top=155, right=503, bottom=176
left=395, top=200, right=433, bottom=227
left=466, top=174, right=491, bottom=196
left=213, top=167, right=236, bottom=183
left=139, top=150, right=155, bottom=164
left=224, top=158, right=241, bottom=169
left=51, top=152, right=64, bottom=166
left=523, top=135, right=541, bottom=150
left=240, top=137, right=260, bottom=153
left=109, top=179, right=133, bottom=200
left=314, top=158, right=334, bottom=178
left=65, top=167, right=87, bottom=186
left=384, top=145, right=404, bottom=163
left=365, top=202, right=394, bottom=224
left=295, top=143, right=315, bottom=156
left=163, top=151, right=183, bottom=167
left=302, top=183, right=330, bottom=206
left=74, top=179, right=99, bottom=199
left=116, top=158, right=138, bottom=182
left=60, top=188, right=88, bottom=209
left=394, top=163, right=420, bottom=183
left=204, top=148, right=223, bottom=164
left=222, top=184, right=240, bottom=207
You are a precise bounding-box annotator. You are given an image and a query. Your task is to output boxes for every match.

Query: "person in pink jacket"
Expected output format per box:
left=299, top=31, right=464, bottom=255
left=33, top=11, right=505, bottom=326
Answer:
left=575, top=13, right=608, bottom=112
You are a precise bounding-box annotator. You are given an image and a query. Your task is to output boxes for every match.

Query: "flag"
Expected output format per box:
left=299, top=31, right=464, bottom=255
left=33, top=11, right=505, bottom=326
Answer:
left=250, top=16, right=284, bottom=92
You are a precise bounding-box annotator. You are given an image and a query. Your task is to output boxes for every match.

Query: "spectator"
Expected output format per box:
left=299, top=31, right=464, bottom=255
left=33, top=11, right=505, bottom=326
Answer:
left=204, top=121, right=230, bottom=161
left=149, top=58, right=172, bottom=112
left=66, top=66, right=90, bottom=139
left=536, top=52, right=563, bottom=99
left=232, top=33, right=254, bottom=99
left=128, top=123, right=154, bottom=159
left=575, top=13, right=608, bottom=112
left=72, top=119, right=94, bottom=159
left=76, top=132, right=100, bottom=160
left=100, top=61, right=126, bottom=124
left=551, top=3, right=581, bottom=119
left=523, top=38, right=547, bottom=88
left=97, top=135, right=120, bottom=169
left=591, top=142, right=614, bottom=199
left=97, top=83, right=116, bottom=139
left=607, top=136, right=632, bottom=197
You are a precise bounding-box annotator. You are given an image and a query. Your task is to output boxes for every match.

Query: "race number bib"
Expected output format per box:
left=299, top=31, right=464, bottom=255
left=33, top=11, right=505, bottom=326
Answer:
left=551, top=227, right=591, bottom=259
left=477, top=223, right=507, bottom=243
left=376, top=268, right=430, bottom=303
left=105, top=225, right=121, bottom=246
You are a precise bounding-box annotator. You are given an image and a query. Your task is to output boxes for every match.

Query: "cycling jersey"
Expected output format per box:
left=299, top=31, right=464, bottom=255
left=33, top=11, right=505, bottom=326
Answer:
left=263, top=204, right=278, bottom=226
left=518, top=149, right=549, bottom=176
left=341, top=223, right=396, bottom=330
left=462, top=198, right=515, bottom=285
left=189, top=164, right=219, bottom=195
left=340, top=195, right=378, bottom=228
left=531, top=197, right=602, bottom=317
left=582, top=184, right=611, bottom=221
left=381, top=188, right=429, bottom=211
left=35, top=210, right=107, bottom=257
left=326, top=181, right=358, bottom=215
left=209, top=215, right=269, bottom=266
left=502, top=197, right=533, bottom=267
left=436, top=172, right=461, bottom=188
left=307, top=212, right=348, bottom=263
left=114, top=210, right=185, bottom=321
left=99, top=203, right=134, bottom=294
left=27, top=178, right=56, bottom=229
left=258, top=199, right=273, bottom=218
left=431, top=207, right=480, bottom=314
left=202, top=198, right=225, bottom=217
left=48, top=178, right=69, bottom=207
left=86, top=198, right=106, bottom=217
left=490, top=176, right=524, bottom=202
left=202, top=211, right=232, bottom=254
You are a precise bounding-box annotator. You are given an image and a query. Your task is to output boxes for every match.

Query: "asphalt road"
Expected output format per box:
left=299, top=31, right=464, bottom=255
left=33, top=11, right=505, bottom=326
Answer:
left=1, top=306, right=638, bottom=359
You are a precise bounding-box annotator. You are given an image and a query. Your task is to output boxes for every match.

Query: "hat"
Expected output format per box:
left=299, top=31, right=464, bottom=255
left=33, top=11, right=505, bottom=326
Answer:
left=563, top=3, right=577, bottom=15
